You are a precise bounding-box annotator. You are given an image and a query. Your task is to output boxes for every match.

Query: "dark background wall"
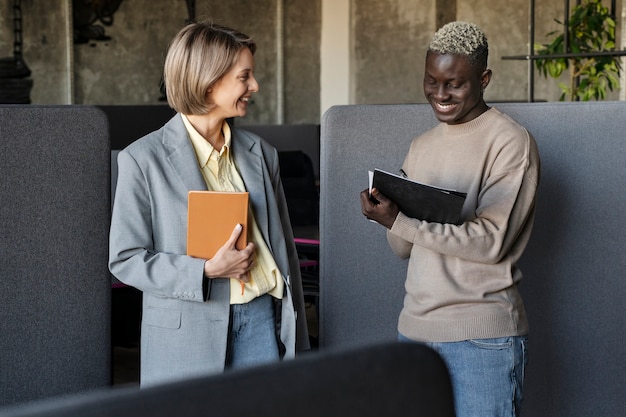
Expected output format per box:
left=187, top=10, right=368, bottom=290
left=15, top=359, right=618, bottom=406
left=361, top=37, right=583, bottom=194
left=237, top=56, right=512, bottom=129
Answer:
left=1, top=1, right=623, bottom=123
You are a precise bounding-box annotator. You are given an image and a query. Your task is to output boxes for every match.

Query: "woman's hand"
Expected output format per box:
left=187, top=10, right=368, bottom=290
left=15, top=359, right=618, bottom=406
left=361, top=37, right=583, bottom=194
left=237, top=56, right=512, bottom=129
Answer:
left=203, top=224, right=255, bottom=282
left=360, top=188, right=400, bottom=229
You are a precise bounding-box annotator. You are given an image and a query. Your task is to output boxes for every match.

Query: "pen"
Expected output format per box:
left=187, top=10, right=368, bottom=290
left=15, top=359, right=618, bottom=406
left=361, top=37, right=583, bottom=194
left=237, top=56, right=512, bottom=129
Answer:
left=399, top=169, right=408, bottom=178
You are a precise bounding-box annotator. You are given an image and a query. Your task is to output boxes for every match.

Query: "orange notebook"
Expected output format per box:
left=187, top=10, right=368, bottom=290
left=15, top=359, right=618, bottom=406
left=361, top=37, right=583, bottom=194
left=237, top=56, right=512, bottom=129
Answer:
left=186, top=191, right=249, bottom=259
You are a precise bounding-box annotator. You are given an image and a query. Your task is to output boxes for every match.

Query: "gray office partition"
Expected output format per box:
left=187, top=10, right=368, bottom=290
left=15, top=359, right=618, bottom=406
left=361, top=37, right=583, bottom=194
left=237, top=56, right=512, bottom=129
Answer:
left=0, top=106, right=111, bottom=406
left=319, top=102, right=626, bottom=417
left=0, top=342, right=454, bottom=417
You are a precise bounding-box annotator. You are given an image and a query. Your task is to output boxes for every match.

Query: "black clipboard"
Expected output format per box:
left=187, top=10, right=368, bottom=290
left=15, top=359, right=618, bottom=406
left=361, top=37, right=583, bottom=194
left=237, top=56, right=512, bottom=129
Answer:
left=370, top=169, right=466, bottom=225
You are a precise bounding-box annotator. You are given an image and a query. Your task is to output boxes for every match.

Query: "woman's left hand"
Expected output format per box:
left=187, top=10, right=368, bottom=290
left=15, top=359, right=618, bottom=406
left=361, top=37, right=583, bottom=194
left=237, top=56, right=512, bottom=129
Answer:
left=203, top=224, right=256, bottom=280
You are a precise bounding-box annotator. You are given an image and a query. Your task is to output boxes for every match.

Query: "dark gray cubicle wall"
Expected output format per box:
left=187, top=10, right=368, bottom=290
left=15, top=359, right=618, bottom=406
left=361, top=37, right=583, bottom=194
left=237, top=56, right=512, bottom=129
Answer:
left=0, top=106, right=111, bottom=406
left=319, top=102, right=626, bottom=417
left=0, top=343, right=455, bottom=417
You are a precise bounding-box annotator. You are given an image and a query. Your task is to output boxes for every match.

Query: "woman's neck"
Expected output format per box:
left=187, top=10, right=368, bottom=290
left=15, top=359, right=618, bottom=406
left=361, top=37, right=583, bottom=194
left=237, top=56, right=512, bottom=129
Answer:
left=186, top=114, right=225, bottom=150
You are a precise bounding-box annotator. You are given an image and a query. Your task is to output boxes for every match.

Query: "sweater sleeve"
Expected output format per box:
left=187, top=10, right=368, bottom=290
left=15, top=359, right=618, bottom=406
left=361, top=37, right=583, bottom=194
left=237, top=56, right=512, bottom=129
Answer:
left=389, top=128, right=540, bottom=264
left=386, top=229, right=413, bottom=259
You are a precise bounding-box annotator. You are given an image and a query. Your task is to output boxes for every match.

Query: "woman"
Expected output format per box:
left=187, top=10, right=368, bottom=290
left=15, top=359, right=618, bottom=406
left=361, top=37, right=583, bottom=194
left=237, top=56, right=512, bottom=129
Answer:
left=109, top=21, right=309, bottom=387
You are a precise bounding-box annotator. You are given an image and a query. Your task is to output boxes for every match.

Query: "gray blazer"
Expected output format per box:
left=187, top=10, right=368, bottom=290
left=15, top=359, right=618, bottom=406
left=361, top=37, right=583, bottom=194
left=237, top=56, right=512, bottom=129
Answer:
left=109, top=114, right=309, bottom=386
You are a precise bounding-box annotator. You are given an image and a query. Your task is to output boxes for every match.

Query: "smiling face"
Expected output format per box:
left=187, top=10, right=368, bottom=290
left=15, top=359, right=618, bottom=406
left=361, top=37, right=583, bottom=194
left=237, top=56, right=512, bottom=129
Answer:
left=423, top=51, right=492, bottom=125
left=207, top=47, right=258, bottom=119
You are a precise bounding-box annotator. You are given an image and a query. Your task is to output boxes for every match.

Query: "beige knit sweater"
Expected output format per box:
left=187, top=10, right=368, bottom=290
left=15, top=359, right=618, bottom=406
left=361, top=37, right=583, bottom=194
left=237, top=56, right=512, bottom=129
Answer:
left=389, top=107, right=540, bottom=342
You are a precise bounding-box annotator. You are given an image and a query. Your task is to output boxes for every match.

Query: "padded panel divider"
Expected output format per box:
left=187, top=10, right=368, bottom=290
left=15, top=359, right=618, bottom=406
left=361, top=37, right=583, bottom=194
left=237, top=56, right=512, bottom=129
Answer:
left=0, top=105, right=111, bottom=406
left=0, top=342, right=454, bottom=417
left=319, top=102, right=626, bottom=417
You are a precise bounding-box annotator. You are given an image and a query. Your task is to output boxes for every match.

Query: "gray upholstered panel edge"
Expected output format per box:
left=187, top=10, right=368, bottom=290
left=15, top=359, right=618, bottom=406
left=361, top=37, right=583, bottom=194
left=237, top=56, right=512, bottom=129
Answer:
left=319, top=102, right=626, bottom=417
left=0, top=105, right=112, bottom=406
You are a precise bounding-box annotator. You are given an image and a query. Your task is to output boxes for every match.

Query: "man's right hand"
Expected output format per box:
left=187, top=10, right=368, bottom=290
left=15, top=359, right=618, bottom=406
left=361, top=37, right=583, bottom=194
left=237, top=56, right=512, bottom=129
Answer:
left=360, top=188, right=400, bottom=229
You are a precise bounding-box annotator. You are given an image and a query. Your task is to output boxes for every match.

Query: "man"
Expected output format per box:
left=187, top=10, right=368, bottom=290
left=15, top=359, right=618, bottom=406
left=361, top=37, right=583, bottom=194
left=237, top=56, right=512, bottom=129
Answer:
left=360, top=21, right=540, bottom=417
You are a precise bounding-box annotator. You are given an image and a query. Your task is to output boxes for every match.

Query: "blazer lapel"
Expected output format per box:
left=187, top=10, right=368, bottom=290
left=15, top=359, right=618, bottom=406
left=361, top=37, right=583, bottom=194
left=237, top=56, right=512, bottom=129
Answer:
left=232, top=128, right=291, bottom=277
left=162, top=114, right=207, bottom=192
left=231, top=130, right=271, bottom=240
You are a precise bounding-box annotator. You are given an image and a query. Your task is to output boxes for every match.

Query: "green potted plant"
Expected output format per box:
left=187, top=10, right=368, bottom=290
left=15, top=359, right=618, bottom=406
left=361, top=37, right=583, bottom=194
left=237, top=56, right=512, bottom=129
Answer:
left=534, top=0, right=621, bottom=101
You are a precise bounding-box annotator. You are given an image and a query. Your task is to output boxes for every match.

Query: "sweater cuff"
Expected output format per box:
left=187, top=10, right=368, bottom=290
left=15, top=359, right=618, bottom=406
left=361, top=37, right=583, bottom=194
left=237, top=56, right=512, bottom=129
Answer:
left=391, top=212, right=419, bottom=242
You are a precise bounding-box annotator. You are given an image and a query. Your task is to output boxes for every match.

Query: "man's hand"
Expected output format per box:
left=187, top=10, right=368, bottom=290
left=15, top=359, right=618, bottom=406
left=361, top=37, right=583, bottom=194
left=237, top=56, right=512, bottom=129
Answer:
left=360, top=188, right=400, bottom=229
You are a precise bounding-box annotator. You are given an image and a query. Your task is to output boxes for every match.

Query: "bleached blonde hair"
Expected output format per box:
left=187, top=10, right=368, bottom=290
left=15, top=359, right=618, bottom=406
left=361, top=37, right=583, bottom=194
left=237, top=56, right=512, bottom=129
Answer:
left=428, top=21, right=488, bottom=70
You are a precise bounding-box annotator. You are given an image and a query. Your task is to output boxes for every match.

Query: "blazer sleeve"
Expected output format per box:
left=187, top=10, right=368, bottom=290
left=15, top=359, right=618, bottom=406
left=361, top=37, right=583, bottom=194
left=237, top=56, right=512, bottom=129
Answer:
left=109, top=148, right=208, bottom=302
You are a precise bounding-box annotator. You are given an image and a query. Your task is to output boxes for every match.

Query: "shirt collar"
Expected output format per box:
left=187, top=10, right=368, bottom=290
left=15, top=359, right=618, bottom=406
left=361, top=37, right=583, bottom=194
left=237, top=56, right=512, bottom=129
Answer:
left=181, top=114, right=232, bottom=167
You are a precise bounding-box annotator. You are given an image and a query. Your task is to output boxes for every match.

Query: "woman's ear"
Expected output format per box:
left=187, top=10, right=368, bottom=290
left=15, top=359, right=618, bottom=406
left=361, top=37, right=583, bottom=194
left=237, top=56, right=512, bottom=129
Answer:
left=204, top=87, right=214, bottom=104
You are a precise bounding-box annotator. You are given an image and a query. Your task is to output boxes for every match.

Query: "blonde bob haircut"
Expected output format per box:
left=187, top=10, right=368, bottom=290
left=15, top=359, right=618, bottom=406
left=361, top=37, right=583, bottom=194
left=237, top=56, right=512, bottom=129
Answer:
left=163, top=22, right=256, bottom=115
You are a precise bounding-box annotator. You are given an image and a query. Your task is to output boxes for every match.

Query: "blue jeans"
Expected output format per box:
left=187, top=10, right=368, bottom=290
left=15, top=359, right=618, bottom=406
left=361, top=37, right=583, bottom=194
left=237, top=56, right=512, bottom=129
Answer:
left=226, top=294, right=280, bottom=370
left=399, top=333, right=528, bottom=417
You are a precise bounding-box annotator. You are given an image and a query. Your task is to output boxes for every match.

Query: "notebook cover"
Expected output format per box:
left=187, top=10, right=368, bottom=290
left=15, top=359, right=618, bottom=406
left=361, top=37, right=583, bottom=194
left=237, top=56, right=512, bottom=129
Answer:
left=371, top=169, right=466, bottom=225
left=187, top=191, right=249, bottom=259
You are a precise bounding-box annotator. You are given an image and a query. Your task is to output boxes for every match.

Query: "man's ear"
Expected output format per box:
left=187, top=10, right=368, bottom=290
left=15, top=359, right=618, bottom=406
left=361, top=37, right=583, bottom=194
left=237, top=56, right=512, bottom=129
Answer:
left=481, top=69, right=493, bottom=90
